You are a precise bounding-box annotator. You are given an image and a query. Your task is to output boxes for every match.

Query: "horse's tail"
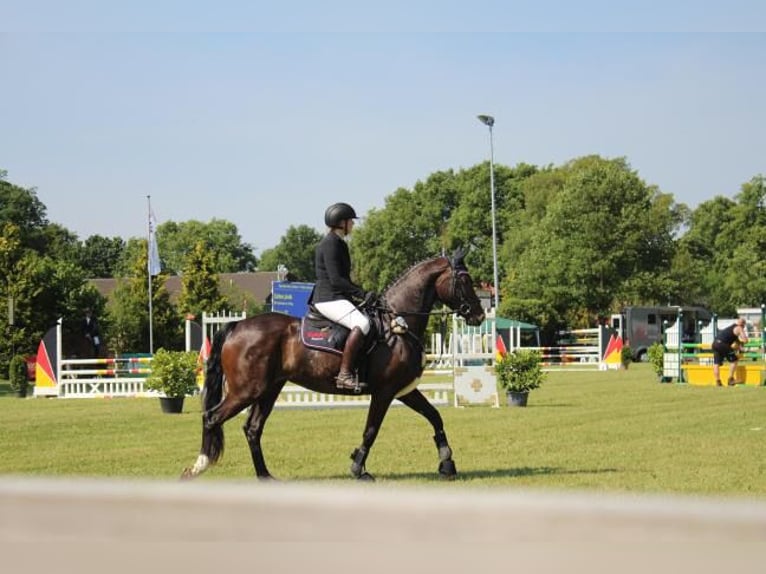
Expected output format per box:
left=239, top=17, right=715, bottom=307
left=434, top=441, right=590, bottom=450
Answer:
left=201, top=321, right=238, bottom=464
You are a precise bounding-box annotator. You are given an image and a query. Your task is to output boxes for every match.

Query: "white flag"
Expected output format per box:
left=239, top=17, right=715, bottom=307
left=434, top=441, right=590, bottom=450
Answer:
left=148, top=208, right=161, bottom=276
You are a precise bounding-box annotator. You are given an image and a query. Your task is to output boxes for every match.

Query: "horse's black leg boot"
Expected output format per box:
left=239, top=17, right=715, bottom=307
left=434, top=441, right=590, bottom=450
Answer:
left=350, top=445, right=373, bottom=480
left=434, top=429, right=457, bottom=478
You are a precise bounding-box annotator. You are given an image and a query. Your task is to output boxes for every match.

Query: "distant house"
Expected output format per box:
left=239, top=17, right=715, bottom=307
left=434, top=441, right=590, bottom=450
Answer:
left=90, top=272, right=280, bottom=307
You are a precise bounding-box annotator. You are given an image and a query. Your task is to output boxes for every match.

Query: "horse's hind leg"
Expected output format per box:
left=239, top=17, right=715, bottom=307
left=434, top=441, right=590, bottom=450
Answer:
left=397, top=389, right=457, bottom=480
left=182, top=395, right=253, bottom=480
left=242, top=382, right=283, bottom=480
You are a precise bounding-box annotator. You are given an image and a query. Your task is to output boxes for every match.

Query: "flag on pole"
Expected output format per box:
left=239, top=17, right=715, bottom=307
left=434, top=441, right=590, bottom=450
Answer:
left=496, top=334, right=508, bottom=362
left=148, top=207, right=161, bottom=276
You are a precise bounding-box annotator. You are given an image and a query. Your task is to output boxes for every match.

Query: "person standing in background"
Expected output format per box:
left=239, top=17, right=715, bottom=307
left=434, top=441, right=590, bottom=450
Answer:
left=712, top=318, right=748, bottom=386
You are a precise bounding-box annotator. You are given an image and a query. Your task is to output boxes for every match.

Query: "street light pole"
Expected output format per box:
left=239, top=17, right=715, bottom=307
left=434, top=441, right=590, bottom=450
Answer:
left=477, top=114, right=499, bottom=310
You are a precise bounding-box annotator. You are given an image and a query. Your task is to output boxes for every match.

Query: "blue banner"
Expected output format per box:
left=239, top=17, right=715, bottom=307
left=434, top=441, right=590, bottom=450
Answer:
left=271, top=281, right=314, bottom=318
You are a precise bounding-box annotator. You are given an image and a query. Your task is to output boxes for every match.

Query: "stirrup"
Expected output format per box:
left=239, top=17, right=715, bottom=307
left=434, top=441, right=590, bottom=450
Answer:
left=336, top=372, right=367, bottom=393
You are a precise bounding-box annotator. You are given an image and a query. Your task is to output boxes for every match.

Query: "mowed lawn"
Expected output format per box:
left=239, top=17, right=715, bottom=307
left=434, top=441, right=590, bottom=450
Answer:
left=1, top=363, right=764, bottom=498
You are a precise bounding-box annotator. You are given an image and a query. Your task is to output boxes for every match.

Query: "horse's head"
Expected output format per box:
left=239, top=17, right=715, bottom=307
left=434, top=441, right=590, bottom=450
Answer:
left=435, top=248, right=486, bottom=326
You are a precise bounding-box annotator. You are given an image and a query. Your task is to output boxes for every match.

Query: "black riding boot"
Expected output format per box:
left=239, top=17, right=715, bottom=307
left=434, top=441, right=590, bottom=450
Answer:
left=337, top=327, right=365, bottom=391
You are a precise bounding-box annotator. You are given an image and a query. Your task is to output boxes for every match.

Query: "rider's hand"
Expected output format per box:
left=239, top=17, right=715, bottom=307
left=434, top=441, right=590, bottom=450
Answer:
left=363, top=291, right=378, bottom=305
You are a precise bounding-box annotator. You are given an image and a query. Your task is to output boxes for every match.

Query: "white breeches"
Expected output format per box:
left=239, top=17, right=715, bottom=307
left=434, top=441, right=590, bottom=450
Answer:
left=314, top=299, right=371, bottom=334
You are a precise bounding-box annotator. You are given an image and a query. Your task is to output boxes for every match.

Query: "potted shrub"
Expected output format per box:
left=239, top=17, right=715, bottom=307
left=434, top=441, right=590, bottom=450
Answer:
left=9, top=354, right=29, bottom=398
left=647, top=342, right=666, bottom=382
left=495, top=349, right=546, bottom=407
left=144, top=348, right=199, bottom=413
left=621, top=345, right=633, bottom=369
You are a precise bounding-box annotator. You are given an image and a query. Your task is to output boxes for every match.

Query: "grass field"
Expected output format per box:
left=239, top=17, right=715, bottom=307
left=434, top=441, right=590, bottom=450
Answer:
left=1, top=363, right=764, bottom=498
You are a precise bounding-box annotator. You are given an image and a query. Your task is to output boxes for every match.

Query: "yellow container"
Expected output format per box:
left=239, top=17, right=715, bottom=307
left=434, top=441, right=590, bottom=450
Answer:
left=682, top=364, right=765, bottom=386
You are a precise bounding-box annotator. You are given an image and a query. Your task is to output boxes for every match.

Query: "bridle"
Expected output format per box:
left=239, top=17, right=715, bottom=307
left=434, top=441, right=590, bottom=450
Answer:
left=374, top=257, right=475, bottom=320
left=449, top=267, right=474, bottom=318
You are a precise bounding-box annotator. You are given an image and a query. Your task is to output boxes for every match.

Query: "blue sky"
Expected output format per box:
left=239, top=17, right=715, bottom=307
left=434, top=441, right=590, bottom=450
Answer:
left=2, top=3, right=765, bottom=255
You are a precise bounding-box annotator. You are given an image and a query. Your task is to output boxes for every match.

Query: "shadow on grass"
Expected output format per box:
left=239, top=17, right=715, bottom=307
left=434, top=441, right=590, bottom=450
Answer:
left=319, top=466, right=619, bottom=482
left=526, top=403, right=577, bottom=408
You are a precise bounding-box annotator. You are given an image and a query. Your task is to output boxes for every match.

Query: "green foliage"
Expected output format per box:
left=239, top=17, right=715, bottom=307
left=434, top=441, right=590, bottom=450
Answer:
left=177, top=242, right=228, bottom=319
left=352, top=180, right=455, bottom=290
left=8, top=355, right=28, bottom=394
left=0, top=178, right=49, bottom=254
left=647, top=342, right=665, bottom=379
left=621, top=345, right=634, bottom=367
left=1, top=222, right=99, bottom=371
left=504, top=156, right=685, bottom=331
left=144, top=348, right=199, bottom=398
left=494, top=349, right=546, bottom=393
left=258, top=224, right=322, bottom=281
left=79, top=235, right=125, bottom=278
left=106, top=243, right=181, bottom=354
left=154, top=219, right=257, bottom=275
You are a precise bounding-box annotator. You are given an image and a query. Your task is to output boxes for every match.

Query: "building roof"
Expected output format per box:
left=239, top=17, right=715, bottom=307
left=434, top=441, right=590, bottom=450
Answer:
left=90, top=272, right=280, bottom=304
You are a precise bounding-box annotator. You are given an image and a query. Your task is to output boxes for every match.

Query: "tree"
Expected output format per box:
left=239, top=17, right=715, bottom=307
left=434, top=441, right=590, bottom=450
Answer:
left=446, top=162, right=533, bottom=287
left=0, top=174, right=49, bottom=254
left=177, top=241, right=228, bottom=320
left=258, top=224, right=322, bottom=281
left=155, top=219, right=257, bottom=275
left=717, top=175, right=766, bottom=310
left=79, top=235, right=126, bottom=278
left=0, top=222, right=103, bottom=373
left=352, top=171, right=462, bottom=290
left=505, top=156, right=684, bottom=333
left=106, top=242, right=180, bottom=354
left=42, top=223, right=81, bottom=266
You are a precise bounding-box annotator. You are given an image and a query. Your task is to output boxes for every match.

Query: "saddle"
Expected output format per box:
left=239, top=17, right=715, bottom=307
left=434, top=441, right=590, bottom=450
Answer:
left=300, top=305, right=381, bottom=380
left=300, top=306, right=350, bottom=356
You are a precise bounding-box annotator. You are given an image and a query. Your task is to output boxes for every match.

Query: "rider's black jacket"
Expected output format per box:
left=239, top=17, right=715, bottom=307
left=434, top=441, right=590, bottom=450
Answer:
left=313, top=231, right=365, bottom=304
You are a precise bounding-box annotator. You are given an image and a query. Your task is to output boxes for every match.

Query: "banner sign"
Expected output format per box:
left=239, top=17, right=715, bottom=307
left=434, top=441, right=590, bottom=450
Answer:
left=271, top=281, right=314, bottom=318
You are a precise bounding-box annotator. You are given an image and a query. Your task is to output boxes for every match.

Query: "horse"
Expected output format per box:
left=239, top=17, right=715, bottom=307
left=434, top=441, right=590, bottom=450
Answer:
left=181, top=249, right=486, bottom=481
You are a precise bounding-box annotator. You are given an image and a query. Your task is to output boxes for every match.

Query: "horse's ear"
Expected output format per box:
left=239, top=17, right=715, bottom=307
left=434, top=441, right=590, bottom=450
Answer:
left=451, top=247, right=467, bottom=268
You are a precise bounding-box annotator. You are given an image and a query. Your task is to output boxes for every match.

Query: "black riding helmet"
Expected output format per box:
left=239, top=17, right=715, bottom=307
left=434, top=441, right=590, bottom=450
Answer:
left=324, top=202, right=358, bottom=228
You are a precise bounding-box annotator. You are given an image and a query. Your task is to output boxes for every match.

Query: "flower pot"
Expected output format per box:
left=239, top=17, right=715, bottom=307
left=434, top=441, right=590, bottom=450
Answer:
left=506, top=390, right=529, bottom=407
left=159, top=396, right=185, bottom=414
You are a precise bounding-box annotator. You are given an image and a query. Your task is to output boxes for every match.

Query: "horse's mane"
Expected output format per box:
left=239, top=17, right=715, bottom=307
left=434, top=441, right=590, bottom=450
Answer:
left=382, top=254, right=447, bottom=296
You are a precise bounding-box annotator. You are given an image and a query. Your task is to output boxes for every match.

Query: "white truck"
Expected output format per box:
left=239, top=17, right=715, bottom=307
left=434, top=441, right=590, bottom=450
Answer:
left=610, top=306, right=713, bottom=362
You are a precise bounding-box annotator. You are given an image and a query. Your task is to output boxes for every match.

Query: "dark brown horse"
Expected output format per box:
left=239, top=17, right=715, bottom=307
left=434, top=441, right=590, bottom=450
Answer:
left=181, top=249, right=485, bottom=481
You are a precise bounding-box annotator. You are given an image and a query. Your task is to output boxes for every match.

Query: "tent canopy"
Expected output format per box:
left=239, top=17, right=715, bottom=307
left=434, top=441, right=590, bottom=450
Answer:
left=484, top=317, right=538, bottom=331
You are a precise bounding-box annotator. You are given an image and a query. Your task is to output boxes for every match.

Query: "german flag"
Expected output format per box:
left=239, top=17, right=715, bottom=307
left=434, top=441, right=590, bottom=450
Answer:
left=496, top=334, right=508, bottom=362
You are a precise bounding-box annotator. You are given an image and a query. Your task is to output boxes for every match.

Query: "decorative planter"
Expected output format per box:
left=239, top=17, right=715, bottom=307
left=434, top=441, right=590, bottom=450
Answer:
left=506, top=391, right=529, bottom=407
left=159, top=396, right=185, bottom=414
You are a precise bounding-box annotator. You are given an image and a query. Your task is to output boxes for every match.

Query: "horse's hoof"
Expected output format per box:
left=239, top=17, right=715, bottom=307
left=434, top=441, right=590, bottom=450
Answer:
left=179, top=468, right=195, bottom=481
left=257, top=474, right=276, bottom=482
left=438, top=459, right=457, bottom=479
left=358, top=472, right=375, bottom=482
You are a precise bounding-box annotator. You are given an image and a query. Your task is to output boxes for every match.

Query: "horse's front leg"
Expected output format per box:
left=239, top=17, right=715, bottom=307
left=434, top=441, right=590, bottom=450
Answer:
left=350, top=392, right=395, bottom=481
left=397, top=389, right=457, bottom=480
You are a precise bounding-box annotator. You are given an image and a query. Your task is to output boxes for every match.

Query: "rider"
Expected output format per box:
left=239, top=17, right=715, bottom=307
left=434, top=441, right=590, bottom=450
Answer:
left=313, top=202, right=374, bottom=390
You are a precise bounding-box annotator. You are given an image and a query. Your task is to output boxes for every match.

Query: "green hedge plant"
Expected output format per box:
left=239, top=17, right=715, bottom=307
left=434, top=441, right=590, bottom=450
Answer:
left=647, top=342, right=665, bottom=380
left=9, top=355, right=29, bottom=397
left=495, top=349, right=546, bottom=393
left=144, top=349, right=199, bottom=398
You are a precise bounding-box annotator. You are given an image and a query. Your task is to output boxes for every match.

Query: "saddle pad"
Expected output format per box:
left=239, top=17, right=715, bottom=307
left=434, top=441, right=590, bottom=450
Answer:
left=300, top=316, right=347, bottom=355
